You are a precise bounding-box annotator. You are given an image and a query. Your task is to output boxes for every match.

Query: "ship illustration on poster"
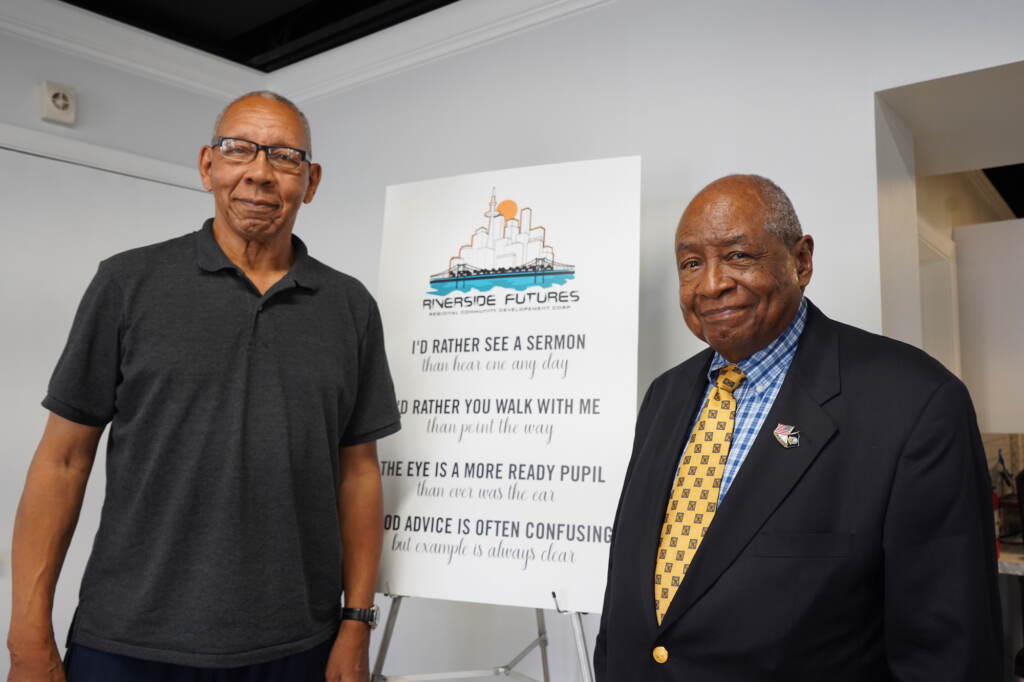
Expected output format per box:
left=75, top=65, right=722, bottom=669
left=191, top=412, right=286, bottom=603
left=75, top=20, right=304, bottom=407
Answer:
left=427, top=189, right=576, bottom=296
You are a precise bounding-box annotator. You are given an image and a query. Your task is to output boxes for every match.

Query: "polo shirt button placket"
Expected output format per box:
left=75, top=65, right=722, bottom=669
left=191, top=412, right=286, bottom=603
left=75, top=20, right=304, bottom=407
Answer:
left=250, top=302, right=264, bottom=348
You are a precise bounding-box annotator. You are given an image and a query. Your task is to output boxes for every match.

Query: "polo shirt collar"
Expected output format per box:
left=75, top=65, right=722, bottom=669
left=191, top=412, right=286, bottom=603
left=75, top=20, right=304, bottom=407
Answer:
left=195, top=218, right=319, bottom=291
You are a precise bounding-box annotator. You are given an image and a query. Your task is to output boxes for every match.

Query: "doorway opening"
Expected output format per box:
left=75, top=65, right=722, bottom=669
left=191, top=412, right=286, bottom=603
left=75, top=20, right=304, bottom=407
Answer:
left=876, top=59, right=1024, bottom=681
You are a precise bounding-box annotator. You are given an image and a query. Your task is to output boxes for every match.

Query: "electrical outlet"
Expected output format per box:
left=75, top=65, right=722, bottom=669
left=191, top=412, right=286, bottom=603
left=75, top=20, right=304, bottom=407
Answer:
left=39, top=80, right=77, bottom=126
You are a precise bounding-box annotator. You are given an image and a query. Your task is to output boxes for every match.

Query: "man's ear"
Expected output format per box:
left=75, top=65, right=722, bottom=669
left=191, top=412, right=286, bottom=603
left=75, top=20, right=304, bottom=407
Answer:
left=794, top=234, right=814, bottom=289
left=198, top=145, right=214, bottom=192
left=304, top=163, right=323, bottom=204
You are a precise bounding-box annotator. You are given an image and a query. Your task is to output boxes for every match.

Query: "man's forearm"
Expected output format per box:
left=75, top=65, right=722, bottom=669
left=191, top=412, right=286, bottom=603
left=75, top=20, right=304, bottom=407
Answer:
left=337, top=441, right=384, bottom=608
left=8, top=415, right=100, bottom=658
left=8, top=455, right=92, bottom=651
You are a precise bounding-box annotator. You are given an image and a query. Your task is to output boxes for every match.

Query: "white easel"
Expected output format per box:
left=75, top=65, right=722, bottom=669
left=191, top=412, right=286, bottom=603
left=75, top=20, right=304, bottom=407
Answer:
left=370, top=592, right=595, bottom=682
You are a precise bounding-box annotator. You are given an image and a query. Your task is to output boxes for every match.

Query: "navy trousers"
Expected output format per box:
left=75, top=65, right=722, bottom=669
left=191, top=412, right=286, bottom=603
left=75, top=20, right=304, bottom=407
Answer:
left=64, top=637, right=335, bottom=682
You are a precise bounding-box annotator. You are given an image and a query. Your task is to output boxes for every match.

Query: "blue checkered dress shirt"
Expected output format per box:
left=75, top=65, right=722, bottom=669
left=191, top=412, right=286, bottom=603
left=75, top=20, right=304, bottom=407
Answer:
left=688, top=298, right=808, bottom=503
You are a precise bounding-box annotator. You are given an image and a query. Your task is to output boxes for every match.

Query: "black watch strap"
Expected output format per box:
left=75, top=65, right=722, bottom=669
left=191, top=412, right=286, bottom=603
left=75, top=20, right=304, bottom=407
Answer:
left=341, top=604, right=379, bottom=629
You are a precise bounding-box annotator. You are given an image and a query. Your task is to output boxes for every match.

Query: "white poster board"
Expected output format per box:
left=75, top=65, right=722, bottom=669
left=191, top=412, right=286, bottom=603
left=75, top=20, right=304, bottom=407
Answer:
left=376, top=157, right=640, bottom=613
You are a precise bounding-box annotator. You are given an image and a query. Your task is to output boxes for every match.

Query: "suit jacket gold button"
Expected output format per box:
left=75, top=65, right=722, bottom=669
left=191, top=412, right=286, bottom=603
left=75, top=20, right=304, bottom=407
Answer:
left=652, top=646, right=669, bottom=664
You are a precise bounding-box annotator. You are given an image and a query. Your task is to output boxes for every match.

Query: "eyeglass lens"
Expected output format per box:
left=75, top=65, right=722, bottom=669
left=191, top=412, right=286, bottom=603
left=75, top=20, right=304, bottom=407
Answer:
left=218, top=138, right=304, bottom=170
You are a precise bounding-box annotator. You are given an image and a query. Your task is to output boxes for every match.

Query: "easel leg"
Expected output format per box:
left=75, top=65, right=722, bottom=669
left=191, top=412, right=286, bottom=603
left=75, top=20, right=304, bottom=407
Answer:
left=535, top=609, right=550, bottom=682
left=372, top=595, right=404, bottom=682
left=371, top=597, right=552, bottom=682
left=569, top=612, right=595, bottom=682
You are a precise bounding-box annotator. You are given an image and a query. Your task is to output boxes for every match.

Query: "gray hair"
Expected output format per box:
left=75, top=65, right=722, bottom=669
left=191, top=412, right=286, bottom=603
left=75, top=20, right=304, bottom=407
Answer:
left=211, top=90, right=313, bottom=156
left=745, top=175, right=802, bottom=246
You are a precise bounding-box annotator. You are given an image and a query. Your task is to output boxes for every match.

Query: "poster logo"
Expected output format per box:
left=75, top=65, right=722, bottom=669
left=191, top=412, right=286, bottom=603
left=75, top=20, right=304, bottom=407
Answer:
left=428, top=189, right=575, bottom=296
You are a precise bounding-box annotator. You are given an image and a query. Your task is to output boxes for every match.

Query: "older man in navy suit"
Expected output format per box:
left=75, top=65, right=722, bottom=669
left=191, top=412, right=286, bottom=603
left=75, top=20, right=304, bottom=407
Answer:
left=595, top=174, right=1002, bottom=681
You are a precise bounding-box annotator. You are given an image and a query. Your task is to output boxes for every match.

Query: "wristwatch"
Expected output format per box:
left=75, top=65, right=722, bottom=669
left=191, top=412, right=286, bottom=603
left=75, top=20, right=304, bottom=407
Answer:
left=341, top=604, right=379, bottom=629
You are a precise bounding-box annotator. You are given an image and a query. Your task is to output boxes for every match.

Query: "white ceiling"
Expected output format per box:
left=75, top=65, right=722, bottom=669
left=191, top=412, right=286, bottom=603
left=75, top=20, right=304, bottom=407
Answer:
left=879, top=59, right=1024, bottom=176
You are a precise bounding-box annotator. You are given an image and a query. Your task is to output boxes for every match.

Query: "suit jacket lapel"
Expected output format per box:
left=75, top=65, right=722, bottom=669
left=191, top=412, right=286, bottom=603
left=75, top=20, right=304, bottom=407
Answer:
left=657, top=302, right=841, bottom=632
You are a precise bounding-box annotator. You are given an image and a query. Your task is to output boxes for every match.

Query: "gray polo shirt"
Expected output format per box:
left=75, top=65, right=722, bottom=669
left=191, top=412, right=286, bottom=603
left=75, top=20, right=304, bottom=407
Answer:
left=44, top=219, right=400, bottom=667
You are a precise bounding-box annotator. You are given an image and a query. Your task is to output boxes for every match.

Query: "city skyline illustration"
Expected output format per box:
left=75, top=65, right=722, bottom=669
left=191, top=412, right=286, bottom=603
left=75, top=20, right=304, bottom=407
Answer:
left=427, top=189, right=576, bottom=296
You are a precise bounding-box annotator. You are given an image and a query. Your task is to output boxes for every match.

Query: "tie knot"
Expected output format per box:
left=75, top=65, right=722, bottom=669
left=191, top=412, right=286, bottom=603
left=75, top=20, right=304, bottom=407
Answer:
left=715, top=364, right=745, bottom=393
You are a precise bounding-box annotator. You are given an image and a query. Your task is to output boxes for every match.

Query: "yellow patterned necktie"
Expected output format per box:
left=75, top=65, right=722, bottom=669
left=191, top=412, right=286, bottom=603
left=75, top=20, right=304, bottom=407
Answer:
left=654, top=363, right=746, bottom=624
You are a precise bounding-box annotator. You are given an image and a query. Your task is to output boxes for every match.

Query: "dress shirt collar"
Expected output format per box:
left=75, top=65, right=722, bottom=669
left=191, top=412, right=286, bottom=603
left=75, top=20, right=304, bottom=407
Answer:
left=707, top=297, right=808, bottom=390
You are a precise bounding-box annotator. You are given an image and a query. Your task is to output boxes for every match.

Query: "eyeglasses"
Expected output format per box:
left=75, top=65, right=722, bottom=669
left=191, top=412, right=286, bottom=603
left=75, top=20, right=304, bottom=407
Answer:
left=210, top=136, right=311, bottom=172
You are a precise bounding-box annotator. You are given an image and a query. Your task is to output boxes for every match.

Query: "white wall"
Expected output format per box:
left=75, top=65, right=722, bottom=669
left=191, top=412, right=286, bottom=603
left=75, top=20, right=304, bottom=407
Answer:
left=955, top=219, right=1024, bottom=434
left=914, top=171, right=1013, bottom=379
left=877, top=59, right=1024, bottom=177
left=918, top=240, right=960, bottom=376
left=876, top=98, right=923, bottom=347
left=0, top=32, right=222, bottom=168
left=5, top=0, right=1024, bottom=679
left=296, top=0, right=1024, bottom=392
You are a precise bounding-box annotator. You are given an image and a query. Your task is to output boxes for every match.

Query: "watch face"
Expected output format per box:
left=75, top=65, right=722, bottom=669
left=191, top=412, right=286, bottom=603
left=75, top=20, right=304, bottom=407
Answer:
left=369, top=604, right=380, bottom=629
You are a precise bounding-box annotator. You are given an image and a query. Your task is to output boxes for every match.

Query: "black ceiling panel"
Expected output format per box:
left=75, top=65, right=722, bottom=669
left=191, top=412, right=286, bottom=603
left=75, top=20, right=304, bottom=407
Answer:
left=983, top=163, right=1024, bottom=219
left=60, top=0, right=460, bottom=72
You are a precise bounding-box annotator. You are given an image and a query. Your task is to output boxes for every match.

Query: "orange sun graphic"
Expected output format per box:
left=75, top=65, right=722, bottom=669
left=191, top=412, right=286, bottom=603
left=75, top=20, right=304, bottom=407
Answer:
left=496, top=200, right=518, bottom=221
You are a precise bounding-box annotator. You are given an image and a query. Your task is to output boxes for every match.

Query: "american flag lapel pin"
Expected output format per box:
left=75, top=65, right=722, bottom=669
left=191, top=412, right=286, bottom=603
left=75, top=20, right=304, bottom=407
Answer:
left=773, top=423, right=800, bottom=448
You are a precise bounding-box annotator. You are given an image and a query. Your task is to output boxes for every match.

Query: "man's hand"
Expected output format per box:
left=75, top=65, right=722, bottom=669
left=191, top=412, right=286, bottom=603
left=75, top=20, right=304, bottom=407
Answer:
left=7, top=641, right=66, bottom=682
left=324, top=620, right=371, bottom=682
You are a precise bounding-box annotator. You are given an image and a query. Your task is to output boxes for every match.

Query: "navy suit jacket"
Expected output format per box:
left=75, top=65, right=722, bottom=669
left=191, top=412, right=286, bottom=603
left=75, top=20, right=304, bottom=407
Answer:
left=595, top=302, right=1002, bottom=681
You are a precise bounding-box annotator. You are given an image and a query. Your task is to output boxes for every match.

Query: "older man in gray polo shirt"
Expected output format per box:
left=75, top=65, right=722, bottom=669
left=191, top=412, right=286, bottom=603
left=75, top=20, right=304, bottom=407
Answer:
left=7, top=92, right=399, bottom=682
